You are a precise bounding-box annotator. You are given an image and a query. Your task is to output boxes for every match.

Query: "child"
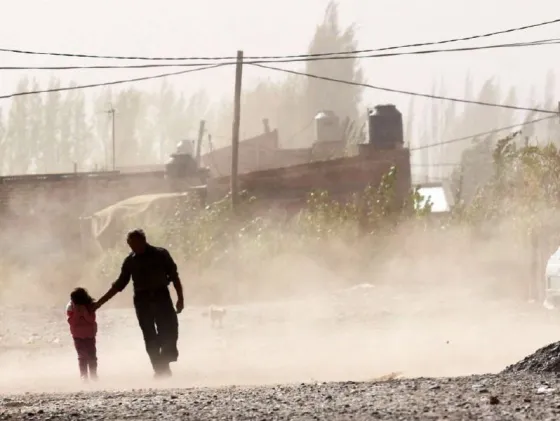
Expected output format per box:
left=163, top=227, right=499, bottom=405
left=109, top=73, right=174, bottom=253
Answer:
left=66, top=287, right=98, bottom=382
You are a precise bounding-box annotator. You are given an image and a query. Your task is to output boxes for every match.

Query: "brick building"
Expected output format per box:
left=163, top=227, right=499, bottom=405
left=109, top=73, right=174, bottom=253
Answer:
left=0, top=105, right=409, bottom=257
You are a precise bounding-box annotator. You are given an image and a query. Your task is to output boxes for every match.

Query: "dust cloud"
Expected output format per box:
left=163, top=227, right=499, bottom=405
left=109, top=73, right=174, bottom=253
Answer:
left=1, top=216, right=558, bottom=396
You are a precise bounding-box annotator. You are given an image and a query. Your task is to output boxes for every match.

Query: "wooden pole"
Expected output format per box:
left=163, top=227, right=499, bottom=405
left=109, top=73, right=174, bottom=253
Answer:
left=106, top=106, right=116, bottom=170
left=231, top=50, right=244, bottom=210
left=195, top=119, right=206, bottom=166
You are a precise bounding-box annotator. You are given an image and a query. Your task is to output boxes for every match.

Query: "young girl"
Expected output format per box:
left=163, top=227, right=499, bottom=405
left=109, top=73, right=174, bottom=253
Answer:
left=66, top=287, right=98, bottom=382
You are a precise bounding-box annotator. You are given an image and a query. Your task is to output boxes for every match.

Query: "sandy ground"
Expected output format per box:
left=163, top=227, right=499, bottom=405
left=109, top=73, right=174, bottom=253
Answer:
left=1, top=282, right=560, bottom=419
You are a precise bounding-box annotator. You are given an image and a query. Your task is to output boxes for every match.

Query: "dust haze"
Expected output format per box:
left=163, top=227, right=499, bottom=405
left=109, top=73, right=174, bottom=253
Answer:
left=1, top=0, right=560, bottom=399
left=0, top=212, right=557, bottom=395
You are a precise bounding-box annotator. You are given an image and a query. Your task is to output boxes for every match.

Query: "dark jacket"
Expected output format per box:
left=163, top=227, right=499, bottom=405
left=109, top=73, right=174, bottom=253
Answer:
left=112, top=244, right=179, bottom=293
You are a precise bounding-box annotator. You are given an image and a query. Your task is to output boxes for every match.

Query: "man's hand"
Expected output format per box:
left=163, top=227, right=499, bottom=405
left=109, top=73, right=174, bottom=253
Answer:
left=95, top=286, right=119, bottom=311
left=176, top=298, right=184, bottom=314
left=171, top=277, right=184, bottom=315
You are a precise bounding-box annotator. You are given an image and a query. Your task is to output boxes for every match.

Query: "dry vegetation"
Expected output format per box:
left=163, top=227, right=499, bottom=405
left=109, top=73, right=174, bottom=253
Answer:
left=1, top=134, right=560, bottom=419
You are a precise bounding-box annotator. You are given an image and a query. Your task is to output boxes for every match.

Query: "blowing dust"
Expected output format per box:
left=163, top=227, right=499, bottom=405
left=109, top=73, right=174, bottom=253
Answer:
left=0, top=221, right=558, bottom=395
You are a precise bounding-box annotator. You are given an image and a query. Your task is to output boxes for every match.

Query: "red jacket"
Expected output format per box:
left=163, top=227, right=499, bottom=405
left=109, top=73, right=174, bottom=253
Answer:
left=66, top=301, right=97, bottom=339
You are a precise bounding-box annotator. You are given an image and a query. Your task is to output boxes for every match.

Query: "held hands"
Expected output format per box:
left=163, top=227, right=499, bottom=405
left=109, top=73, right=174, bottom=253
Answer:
left=176, top=298, right=184, bottom=314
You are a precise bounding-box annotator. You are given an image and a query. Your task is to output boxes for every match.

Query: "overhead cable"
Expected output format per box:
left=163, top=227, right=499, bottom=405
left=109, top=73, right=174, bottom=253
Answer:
left=410, top=115, right=555, bottom=151
left=252, top=64, right=558, bottom=114
left=0, top=63, right=228, bottom=101
left=0, top=17, right=559, bottom=61
left=1, top=39, right=559, bottom=70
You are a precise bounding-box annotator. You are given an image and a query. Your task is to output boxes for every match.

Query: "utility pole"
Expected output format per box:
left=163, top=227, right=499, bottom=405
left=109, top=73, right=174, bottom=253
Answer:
left=231, top=50, right=244, bottom=210
left=195, top=120, right=206, bottom=166
left=106, top=106, right=116, bottom=171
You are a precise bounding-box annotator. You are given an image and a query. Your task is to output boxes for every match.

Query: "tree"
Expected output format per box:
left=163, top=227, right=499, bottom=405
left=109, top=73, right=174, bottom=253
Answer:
left=156, top=80, right=178, bottom=161
left=544, top=70, right=560, bottom=145
left=72, top=90, right=92, bottom=170
left=42, top=77, right=62, bottom=172
left=57, top=85, right=79, bottom=172
left=207, top=1, right=364, bottom=149
left=92, top=87, right=113, bottom=170
left=114, top=87, right=145, bottom=167
left=27, top=78, right=43, bottom=173
left=0, top=107, right=6, bottom=174
left=5, top=77, right=31, bottom=174
left=304, top=1, right=364, bottom=129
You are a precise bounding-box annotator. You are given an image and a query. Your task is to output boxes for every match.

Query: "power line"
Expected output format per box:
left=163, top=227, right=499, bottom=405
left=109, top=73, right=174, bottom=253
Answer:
left=1, top=39, right=560, bottom=71
left=410, top=115, right=555, bottom=151
left=1, top=17, right=559, bottom=61
left=0, top=63, right=228, bottom=101
left=252, top=64, right=558, bottom=115
left=0, top=53, right=556, bottom=121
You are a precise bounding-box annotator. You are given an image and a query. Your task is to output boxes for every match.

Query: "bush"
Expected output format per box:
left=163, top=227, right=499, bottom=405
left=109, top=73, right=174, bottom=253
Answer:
left=92, top=134, right=560, bottom=304
left=93, top=166, right=433, bottom=296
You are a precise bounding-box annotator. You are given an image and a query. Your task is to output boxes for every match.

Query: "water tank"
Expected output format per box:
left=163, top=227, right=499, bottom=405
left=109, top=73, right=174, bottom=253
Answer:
left=314, top=110, right=340, bottom=143
left=368, top=105, right=403, bottom=149
left=165, top=153, right=198, bottom=178
left=175, top=139, right=195, bottom=156
left=166, top=140, right=197, bottom=178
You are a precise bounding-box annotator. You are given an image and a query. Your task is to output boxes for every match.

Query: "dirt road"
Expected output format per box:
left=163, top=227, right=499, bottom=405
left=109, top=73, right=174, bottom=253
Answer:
left=1, top=283, right=560, bottom=419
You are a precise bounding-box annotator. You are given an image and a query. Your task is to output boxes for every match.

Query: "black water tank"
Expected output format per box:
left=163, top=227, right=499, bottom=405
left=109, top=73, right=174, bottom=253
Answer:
left=368, top=104, right=403, bottom=149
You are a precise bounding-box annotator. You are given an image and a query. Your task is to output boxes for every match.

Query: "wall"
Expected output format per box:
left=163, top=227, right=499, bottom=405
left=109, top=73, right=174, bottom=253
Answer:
left=0, top=171, right=205, bottom=253
left=201, top=129, right=354, bottom=177
left=0, top=145, right=410, bottom=263
left=201, top=130, right=280, bottom=177
left=207, top=147, right=411, bottom=207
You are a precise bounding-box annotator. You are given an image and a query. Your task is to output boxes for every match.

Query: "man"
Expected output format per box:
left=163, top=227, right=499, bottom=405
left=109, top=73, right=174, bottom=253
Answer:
left=95, top=229, right=184, bottom=378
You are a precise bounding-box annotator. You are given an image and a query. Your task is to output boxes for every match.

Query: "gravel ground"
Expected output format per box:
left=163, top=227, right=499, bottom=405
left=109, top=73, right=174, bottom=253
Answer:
left=2, top=283, right=560, bottom=420
left=2, top=374, right=560, bottom=420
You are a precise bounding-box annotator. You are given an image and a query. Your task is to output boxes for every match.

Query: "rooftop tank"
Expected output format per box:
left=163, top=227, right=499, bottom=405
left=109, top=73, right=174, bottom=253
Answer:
left=165, top=139, right=198, bottom=178
left=314, top=110, right=341, bottom=143
left=368, top=104, right=403, bottom=150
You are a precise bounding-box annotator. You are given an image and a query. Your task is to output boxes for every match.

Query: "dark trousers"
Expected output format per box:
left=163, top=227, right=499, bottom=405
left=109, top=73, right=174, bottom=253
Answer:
left=73, top=337, right=97, bottom=379
left=134, top=287, right=179, bottom=373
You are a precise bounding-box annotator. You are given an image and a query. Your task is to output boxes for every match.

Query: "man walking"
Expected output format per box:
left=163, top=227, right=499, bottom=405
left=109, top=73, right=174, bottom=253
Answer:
left=95, top=229, right=184, bottom=378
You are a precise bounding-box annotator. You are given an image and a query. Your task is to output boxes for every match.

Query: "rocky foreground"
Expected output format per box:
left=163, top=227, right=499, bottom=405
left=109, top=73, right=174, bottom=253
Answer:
left=2, top=374, right=560, bottom=420
left=3, top=283, right=560, bottom=420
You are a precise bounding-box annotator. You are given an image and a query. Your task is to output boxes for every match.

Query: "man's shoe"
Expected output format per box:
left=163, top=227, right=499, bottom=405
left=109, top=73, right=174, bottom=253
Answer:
left=154, top=365, right=172, bottom=379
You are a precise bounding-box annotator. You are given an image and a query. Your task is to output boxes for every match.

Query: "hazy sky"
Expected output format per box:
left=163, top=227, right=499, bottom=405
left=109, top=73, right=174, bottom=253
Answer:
left=1, top=0, right=559, bottom=137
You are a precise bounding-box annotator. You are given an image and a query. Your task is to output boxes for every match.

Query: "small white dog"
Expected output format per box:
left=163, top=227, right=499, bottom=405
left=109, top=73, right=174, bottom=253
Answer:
left=202, top=305, right=227, bottom=328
